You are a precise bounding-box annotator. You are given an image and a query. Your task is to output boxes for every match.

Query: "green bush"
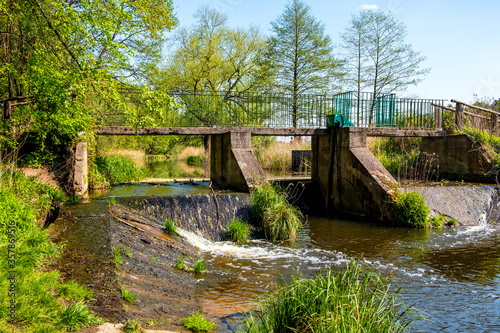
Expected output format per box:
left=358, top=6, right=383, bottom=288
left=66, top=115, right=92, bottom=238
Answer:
left=251, top=183, right=303, bottom=242
left=121, top=285, right=138, bottom=302
left=95, top=155, right=144, bottom=183
left=227, top=219, right=251, bottom=243
left=240, top=260, right=416, bottom=333
left=394, top=191, right=430, bottom=228
left=182, top=312, right=215, bottom=332
left=186, top=155, right=204, bottom=165
left=123, top=319, right=143, bottom=333
left=193, top=258, right=206, bottom=274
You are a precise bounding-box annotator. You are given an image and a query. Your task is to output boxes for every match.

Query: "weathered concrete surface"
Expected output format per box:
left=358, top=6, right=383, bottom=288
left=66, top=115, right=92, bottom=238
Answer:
left=292, top=150, right=311, bottom=172
left=120, top=193, right=252, bottom=241
left=421, top=134, right=497, bottom=183
left=312, top=127, right=397, bottom=221
left=73, top=141, right=89, bottom=198
left=210, top=131, right=266, bottom=192
left=94, top=126, right=446, bottom=137
left=403, top=185, right=500, bottom=226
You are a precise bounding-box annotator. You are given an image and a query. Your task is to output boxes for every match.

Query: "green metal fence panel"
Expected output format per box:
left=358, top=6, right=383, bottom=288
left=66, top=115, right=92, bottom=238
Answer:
left=92, top=90, right=446, bottom=130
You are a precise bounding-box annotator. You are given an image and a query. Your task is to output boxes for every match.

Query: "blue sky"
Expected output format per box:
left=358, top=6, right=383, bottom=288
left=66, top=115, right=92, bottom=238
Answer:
left=167, top=0, right=500, bottom=103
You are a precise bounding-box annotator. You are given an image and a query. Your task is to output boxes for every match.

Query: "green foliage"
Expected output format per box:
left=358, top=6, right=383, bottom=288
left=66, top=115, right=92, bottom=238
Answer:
left=429, top=216, right=444, bottom=228
left=0, top=171, right=100, bottom=332
left=447, top=218, right=458, bottom=227
left=164, top=218, right=180, bottom=236
left=176, top=254, right=189, bottom=272
left=182, top=312, right=215, bottom=332
left=251, top=183, right=303, bottom=241
left=371, top=137, right=422, bottom=175
left=193, top=258, right=206, bottom=274
left=123, top=319, right=143, bottom=333
left=240, top=260, right=416, bottom=333
left=267, top=0, right=341, bottom=125
left=186, top=155, right=204, bottom=165
left=457, top=127, right=500, bottom=168
left=227, top=219, right=251, bottom=243
left=58, top=281, right=94, bottom=302
left=394, top=191, right=430, bottom=228
left=109, top=197, right=116, bottom=206
left=95, top=155, right=144, bottom=183
left=113, top=246, right=122, bottom=268
left=121, top=285, right=138, bottom=302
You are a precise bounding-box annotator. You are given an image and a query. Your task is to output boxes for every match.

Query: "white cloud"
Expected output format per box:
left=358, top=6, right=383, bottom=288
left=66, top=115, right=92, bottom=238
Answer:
left=360, top=4, right=379, bottom=10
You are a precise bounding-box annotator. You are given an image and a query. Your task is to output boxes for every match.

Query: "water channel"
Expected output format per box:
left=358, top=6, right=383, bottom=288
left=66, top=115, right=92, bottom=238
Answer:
left=82, top=178, right=500, bottom=332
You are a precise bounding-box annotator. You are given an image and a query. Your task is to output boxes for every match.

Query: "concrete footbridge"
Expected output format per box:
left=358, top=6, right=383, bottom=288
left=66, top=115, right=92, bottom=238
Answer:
left=75, top=91, right=493, bottom=222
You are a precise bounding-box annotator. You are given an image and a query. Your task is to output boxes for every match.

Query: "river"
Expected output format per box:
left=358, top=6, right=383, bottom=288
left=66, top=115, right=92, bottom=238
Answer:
left=86, top=181, right=500, bottom=332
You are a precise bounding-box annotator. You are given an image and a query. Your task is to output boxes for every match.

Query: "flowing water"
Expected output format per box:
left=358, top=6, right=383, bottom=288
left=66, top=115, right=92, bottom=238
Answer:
left=179, top=218, right=500, bottom=332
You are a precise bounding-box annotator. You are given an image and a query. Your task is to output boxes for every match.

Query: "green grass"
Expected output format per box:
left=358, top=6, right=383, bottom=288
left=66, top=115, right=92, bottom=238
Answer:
left=164, top=218, right=180, bottom=236
left=95, top=154, right=144, bottom=183
left=186, top=155, right=204, bottom=165
left=370, top=137, right=422, bottom=175
left=121, top=285, right=138, bottom=302
left=394, top=190, right=430, bottom=228
left=227, top=219, right=251, bottom=243
left=176, top=254, right=189, bottom=271
left=123, top=319, right=143, bottom=333
left=457, top=126, right=500, bottom=168
left=0, top=170, right=101, bottom=332
left=182, top=312, right=215, bottom=332
left=193, top=258, right=206, bottom=274
left=240, top=260, right=417, bottom=333
left=251, top=183, right=303, bottom=242
left=113, top=246, right=122, bottom=268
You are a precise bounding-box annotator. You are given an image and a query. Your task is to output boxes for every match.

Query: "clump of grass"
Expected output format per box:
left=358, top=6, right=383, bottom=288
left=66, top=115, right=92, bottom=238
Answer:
left=241, top=260, right=417, bottom=333
left=121, top=285, right=138, bottom=302
left=109, top=196, right=116, bottom=205
left=447, top=218, right=458, bottom=226
left=58, top=301, right=103, bottom=331
left=164, top=218, right=180, bottom=236
left=251, top=183, right=303, bottom=241
left=227, top=219, right=251, bottom=243
left=193, top=257, right=206, bottom=274
left=429, top=216, right=444, bottom=228
left=95, top=154, right=144, bottom=183
left=457, top=126, right=500, bottom=168
left=393, top=190, right=430, bottom=228
left=176, top=254, right=189, bottom=271
left=123, top=319, right=143, bottom=333
left=113, top=246, right=122, bottom=268
left=182, top=312, right=215, bottom=332
left=186, top=155, right=204, bottom=165
left=59, top=280, right=94, bottom=301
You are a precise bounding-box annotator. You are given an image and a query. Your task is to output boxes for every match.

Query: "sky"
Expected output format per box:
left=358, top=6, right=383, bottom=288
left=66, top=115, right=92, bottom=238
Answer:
left=165, top=0, right=500, bottom=103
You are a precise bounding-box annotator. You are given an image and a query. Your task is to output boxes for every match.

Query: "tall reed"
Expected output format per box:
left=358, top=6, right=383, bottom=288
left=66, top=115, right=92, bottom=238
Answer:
left=240, top=260, right=417, bottom=333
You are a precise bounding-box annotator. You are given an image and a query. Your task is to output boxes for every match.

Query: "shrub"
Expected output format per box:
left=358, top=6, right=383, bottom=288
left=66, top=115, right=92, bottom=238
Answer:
left=186, top=155, right=204, bottom=165
left=394, top=191, right=430, bottom=228
left=241, top=260, right=416, bottom=333
left=251, top=183, right=303, bottom=241
left=227, top=219, right=251, bottom=243
left=164, top=218, right=180, bottom=236
left=182, top=312, right=215, bottom=332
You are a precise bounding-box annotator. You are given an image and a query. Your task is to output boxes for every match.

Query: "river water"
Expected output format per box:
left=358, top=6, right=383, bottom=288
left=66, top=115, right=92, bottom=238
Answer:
left=180, top=218, right=500, bottom=332
left=87, top=181, right=500, bottom=332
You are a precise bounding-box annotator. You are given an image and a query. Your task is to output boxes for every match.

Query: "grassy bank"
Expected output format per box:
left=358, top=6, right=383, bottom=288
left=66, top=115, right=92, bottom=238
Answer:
left=0, top=171, right=101, bottom=332
left=241, top=260, right=417, bottom=332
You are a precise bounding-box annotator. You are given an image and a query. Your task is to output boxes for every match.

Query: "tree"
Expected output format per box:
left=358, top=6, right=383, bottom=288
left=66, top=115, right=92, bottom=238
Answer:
left=267, top=0, right=342, bottom=127
left=152, top=6, right=273, bottom=126
left=339, top=10, right=430, bottom=123
left=0, top=0, right=177, bottom=165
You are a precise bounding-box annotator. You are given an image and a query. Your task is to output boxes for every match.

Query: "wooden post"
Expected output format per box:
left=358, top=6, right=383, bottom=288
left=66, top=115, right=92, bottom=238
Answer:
left=434, top=105, right=443, bottom=130
left=455, top=102, right=464, bottom=130
left=491, top=113, right=499, bottom=136
left=3, top=100, right=11, bottom=120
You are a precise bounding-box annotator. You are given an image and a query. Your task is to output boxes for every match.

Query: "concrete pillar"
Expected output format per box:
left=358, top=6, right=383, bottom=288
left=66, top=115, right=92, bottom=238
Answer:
left=210, top=131, right=266, bottom=192
left=73, top=141, right=89, bottom=198
left=312, top=127, right=397, bottom=221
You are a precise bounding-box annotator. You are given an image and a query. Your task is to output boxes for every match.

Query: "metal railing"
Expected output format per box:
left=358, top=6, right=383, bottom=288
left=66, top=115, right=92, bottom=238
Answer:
left=93, top=90, right=447, bottom=130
